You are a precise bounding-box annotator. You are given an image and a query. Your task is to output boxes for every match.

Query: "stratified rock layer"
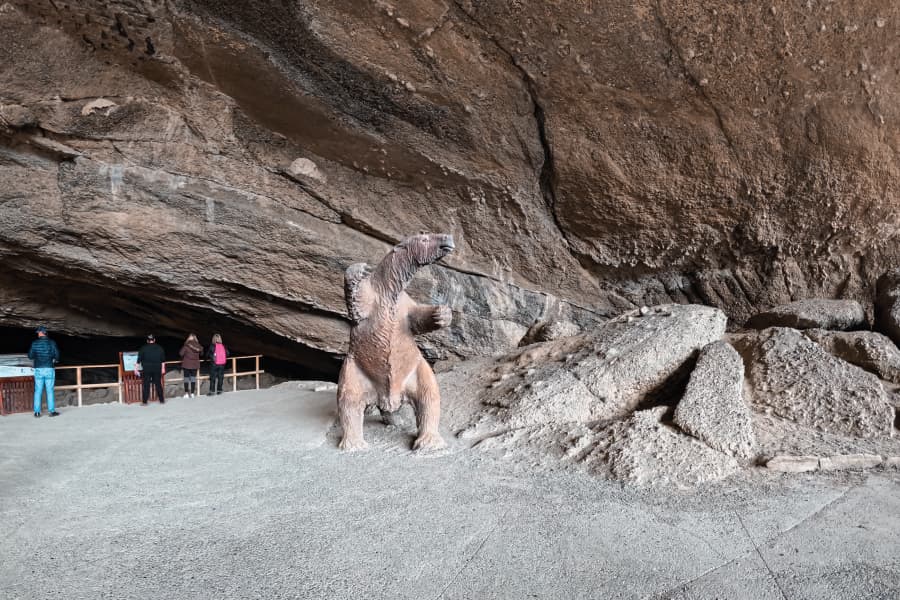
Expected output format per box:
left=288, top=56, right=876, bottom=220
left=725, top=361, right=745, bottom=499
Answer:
left=4, top=2, right=900, bottom=368
left=673, top=341, right=755, bottom=459
left=748, top=299, right=866, bottom=331
left=735, top=328, right=894, bottom=439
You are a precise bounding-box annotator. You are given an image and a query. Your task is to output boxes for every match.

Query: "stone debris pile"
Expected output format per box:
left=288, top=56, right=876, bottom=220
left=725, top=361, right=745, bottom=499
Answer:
left=451, top=296, right=900, bottom=487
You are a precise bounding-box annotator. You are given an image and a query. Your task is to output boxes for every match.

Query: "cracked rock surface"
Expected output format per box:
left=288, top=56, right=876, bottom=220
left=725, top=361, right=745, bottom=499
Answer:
left=460, top=304, right=726, bottom=436
left=4, top=2, right=900, bottom=369
left=583, top=407, right=741, bottom=487
left=734, top=328, right=894, bottom=439
left=673, top=340, right=755, bottom=459
left=803, top=328, right=900, bottom=384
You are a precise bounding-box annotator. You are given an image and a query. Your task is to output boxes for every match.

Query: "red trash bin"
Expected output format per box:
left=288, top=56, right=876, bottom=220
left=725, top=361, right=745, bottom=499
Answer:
left=120, top=353, right=164, bottom=404
left=0, top=376, right=36, bottom=415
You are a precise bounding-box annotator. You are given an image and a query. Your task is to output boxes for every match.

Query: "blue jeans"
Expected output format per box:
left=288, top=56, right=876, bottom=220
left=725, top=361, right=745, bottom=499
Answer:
left=33, top=367, right=56, bottom=413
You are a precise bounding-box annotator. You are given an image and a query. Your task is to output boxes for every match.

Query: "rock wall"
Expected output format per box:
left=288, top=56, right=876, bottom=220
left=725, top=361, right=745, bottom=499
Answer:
left=2, top=1, right=899, bottom=369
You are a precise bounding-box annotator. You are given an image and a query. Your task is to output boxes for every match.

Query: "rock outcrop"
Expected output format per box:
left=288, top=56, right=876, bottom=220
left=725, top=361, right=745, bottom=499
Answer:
left=440, top=311, right=900, bottom=485
left=4, top=2, right=900, bottom=370
left=673, top=341, right=755, bottom=459
left=462, top=304, right=726, bottom=435
left=748, top=299, right=866, bottom=331
left=803, top=329, right=900, bottom=384
left=734, top=328, right=894, bottom=438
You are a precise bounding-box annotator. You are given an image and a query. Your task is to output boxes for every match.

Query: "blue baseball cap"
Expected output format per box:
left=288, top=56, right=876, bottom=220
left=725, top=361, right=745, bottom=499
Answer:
left=35, top=326, right=47, bottom=334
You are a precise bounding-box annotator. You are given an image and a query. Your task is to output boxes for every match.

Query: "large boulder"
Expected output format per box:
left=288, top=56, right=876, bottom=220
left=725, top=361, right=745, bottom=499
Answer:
left=747, top=299, right=865, bottom=331
left=673, top=341, right=755, bottom=459
left=734, top=328, right=894, bottom=438
left=803, top=329, right=900, bottom=384
left=462, top=304, right=727, bottom=434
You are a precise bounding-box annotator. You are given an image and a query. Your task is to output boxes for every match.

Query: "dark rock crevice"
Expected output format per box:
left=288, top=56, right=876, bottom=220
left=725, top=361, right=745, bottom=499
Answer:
left=447, top=1, right=589, bottom=268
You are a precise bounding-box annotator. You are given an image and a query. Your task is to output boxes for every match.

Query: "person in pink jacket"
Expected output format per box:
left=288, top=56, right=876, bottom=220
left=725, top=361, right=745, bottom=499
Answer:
left=206, top=333, right=230, bottom=395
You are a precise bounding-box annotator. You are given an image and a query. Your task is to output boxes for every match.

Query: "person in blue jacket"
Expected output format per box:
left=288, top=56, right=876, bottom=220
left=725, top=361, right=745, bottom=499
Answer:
left=28, top=326, right=60, bottom=418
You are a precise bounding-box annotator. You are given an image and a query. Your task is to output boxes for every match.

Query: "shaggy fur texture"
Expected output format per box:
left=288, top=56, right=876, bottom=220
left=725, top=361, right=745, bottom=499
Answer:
left=337, top=233, right=455, bottom=450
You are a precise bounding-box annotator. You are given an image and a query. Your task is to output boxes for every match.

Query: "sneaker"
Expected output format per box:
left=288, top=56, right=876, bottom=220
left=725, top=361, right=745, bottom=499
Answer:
left=159, top=398, right=166, bottom=404
left=34, top=412, right=41, bottom=418
left=207, top=392, right=214, bottom=396
left=141, top=401, right=148, bottom=406
left=216, top=390, right=223, bottom=395
left=49, top=411, right=60, bottom=417
left=183, top=393, right=190, bottom=399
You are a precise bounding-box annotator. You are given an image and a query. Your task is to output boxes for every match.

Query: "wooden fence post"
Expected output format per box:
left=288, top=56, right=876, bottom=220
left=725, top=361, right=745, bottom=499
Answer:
left=76, top=367, right=83, bottom=407
left=232, top=357, right=237, bottom=391
left=255, top=355, right=260, bottom=390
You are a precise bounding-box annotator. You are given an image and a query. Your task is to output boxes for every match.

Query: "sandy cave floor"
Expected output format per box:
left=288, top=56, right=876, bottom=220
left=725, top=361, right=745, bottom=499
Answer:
left=1, top=383, right=899, bottom=600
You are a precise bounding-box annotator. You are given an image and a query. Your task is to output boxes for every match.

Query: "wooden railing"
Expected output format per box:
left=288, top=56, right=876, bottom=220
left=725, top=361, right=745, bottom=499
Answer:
left=54, top=355, right=265, bottom=407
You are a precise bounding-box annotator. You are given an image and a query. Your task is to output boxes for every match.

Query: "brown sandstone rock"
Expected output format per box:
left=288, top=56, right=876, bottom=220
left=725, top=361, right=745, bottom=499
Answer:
left=4, top=1, right=900, bottom=370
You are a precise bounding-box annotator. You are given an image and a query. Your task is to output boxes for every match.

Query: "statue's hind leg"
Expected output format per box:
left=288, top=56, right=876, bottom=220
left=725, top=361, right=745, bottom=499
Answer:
left=337, top=357, right=369, bottom=451
left=410, top=359, right=446, bottom=451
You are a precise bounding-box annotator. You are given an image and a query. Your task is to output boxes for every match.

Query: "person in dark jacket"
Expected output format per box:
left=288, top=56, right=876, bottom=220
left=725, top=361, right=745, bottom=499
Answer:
left=206, top=333, right=230, bottom=395
left=137, top=334, right=166, bottom=405
left=179, top=333, right=202, bottom=398
left=28, top=326, right=60, bottom=418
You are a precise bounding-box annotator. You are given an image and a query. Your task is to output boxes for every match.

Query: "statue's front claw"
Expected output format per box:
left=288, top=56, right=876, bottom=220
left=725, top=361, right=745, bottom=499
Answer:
left=433, top=305, right=452, bottom=328
left=413, top=431, right=447, bottom=451
left=339, top=436, right=370, bottom=451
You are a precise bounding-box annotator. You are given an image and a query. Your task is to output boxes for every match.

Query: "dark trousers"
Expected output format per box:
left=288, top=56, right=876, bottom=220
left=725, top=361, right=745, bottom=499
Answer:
left=209, top=365, right=225, bottom=393
left=142, top=368, right=164, bottom=402
left=183, top=368, right=197, bottom=394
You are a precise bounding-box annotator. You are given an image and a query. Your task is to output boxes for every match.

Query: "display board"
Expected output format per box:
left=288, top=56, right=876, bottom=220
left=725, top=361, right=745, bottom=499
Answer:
left=0, top=366, right=34, bottom=378
left=122, top=351, right=140, bottom=372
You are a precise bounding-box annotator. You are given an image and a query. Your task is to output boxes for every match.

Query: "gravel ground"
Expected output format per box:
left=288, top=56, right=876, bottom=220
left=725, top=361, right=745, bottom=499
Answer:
left=1, top=382, right=898, bottom=600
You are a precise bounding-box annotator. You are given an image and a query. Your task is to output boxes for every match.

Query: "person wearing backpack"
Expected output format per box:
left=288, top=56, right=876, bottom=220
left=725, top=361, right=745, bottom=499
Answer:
left=206, top=333, right=230, bottom=395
